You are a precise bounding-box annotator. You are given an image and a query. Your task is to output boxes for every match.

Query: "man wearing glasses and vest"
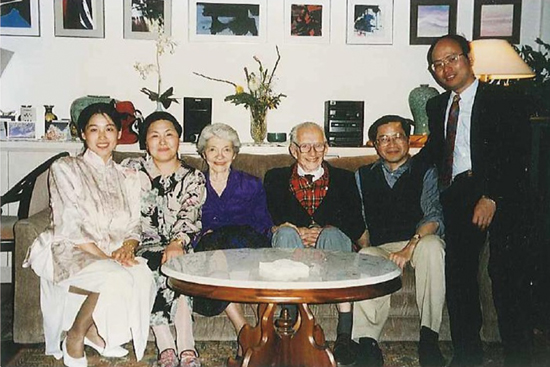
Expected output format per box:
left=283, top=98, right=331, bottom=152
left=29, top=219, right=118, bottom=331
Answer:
left=353, top=115, right=446, bottom=367
left=264, top=121, right=366, bottom=366
left=420, top=34, right=533, bottom=367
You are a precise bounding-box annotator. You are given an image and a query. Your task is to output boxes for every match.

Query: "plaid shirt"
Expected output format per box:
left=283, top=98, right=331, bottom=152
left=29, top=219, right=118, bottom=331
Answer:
left=289, top=163, right=330, bottom=218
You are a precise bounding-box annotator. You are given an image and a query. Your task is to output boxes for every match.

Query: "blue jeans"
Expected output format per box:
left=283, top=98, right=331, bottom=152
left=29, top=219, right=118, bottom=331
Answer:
left=271, top=226, right=352, bottom=252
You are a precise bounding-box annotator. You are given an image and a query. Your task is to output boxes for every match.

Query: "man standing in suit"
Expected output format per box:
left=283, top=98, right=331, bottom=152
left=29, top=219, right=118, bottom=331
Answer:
left=264, top=121, right=366, bottom=366
left=420, top=34, right=533, bottom=367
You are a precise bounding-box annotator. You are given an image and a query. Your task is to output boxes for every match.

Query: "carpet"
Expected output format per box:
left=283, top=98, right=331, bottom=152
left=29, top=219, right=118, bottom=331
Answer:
left=4, top=340, right=505, bottom=367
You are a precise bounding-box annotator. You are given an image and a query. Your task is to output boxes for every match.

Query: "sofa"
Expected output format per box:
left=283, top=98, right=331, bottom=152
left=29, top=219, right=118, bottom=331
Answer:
left=13, top=152, right=501, bottom=344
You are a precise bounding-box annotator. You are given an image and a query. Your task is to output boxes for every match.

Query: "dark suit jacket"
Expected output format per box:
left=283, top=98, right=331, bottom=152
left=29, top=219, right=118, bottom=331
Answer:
left=264, top=162, right=365, bottom=242
left=418, top=82, right=531, bottom=212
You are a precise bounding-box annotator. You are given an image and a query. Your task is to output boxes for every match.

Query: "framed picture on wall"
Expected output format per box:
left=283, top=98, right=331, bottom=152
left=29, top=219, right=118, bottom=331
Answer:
left=189, top=0, right=267, bottom=42
left=346, top=0, right=393, bottom=45
left=284, top=0, right=331, bottom=44
left=54, top=0, right=105, bottom=38
left=124, top=0, right=172, bottom=40
left=473, top=0, right=522, bottom=44
left=0, top=0, right=40, bottom=36
left=410, top=0, right=457, bottom=45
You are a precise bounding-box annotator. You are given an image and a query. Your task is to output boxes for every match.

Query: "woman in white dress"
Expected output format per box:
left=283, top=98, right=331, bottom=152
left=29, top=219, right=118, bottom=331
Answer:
left=24, top=103, right=156, bottom=367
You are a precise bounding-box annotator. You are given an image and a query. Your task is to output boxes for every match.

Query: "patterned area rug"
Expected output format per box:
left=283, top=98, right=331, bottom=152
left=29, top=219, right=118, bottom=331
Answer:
left=3, top=340, right=504, bottom=367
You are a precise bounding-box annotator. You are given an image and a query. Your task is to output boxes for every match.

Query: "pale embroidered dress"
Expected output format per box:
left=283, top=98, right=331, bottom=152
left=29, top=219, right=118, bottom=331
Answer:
left=24, top=150, right=156, bottom=360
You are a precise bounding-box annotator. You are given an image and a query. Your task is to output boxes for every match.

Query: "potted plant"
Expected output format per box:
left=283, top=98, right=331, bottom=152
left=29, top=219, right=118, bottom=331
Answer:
left=514, top=38, right=550, bottom=116
left=194, top=47, right=286, bottom=144
left=134, top=23, right=179, bottom=110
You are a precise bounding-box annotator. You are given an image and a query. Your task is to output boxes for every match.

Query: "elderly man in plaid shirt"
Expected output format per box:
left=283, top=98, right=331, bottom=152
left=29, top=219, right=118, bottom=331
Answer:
left=264, top=121, right=366, bottom=366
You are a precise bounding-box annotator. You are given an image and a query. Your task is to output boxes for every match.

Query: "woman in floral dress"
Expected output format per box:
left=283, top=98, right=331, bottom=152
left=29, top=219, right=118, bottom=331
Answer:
left=24, top=103, right=156, bottom=367
left=122, top=111, right=206, bottom=367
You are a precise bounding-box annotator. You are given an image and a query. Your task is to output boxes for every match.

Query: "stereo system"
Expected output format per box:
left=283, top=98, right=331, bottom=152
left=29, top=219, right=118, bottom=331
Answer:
left=183, top=97, right=212, bottom=143
left=324, top=100, right=365, bottom=147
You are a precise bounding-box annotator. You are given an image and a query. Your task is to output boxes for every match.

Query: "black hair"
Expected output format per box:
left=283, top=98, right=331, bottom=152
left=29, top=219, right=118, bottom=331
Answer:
left=139, top=111, right=182, bottom=148
left=368, top=115, right=412, bottom=143
left=77, top=102, right=121, bottom=136
left=427, top=34, right=471, bottom=66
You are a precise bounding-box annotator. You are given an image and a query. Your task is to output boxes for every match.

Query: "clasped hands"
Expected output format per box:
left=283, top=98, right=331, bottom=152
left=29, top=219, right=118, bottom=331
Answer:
left=279, top=222, right=324, bottom=248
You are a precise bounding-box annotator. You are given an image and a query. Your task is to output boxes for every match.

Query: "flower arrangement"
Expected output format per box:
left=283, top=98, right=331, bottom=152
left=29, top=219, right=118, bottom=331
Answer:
left=134, top=23, right=179, bottom=109
left=194, top=46, right=286, bottom=143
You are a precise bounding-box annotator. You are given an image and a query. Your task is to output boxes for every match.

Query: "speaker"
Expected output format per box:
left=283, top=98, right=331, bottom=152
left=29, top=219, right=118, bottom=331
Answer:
left=183, top=97, right=212, bottom=143
left=324, top=100, right=364, bottom=147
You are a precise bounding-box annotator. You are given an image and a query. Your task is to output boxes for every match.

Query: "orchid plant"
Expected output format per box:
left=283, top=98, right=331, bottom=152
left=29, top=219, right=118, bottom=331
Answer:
left=134, top=23, right=179, bottom=109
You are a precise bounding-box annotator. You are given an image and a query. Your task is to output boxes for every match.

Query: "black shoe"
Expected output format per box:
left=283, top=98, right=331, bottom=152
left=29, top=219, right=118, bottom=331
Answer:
left=333, top=333, right=359, bottom=366
left=357, top=337, right=384, bottom=367
left=448, top=353, right=483, bottom=367
left=418, top=327, right=446, bottom=367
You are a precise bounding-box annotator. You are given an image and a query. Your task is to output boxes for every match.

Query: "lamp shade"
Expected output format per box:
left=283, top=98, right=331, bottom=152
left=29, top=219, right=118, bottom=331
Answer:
left=471, top=39, right=535, bottom=80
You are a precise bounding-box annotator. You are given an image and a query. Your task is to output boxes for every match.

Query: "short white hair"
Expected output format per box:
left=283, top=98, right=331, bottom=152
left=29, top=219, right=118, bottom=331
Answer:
left=196, top=123, right=241, bottom=155
left=289, top=122, right=326, bottom=144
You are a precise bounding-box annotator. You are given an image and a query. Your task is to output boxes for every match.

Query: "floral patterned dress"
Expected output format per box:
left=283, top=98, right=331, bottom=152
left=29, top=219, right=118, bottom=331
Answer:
left=122, top=156, right=206, bottom=326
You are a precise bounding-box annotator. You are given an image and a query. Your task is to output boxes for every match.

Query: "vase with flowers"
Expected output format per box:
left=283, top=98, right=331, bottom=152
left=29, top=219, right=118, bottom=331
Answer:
left=194, top=46, right=286, bottom=143
left=134, top=23, right=179, bottom=111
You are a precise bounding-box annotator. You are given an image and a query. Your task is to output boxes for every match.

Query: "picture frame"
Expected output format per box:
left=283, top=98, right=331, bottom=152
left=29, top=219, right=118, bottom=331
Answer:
left=346, top=0, right=393, bottom=45
left=45, top=120, right=71, bottom=141
left=7, top=121, right=36, bottom=140
left=54, top=0, right=105, bottom=38
left=284, top=0, right=331, bottom=44
left=0, top=118, right=8, bottom=140
left=410, top=0, right=457, bottom=45
left=0, top=0, right=40, bottom=37
left=123, top=0, right=172, bottom=40
left=473, top=0, right=521, bottom=44
left=189, top=0, right=267, bottom=43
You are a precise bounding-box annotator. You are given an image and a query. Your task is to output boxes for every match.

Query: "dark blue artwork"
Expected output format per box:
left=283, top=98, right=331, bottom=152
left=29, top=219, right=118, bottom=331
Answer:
left=196, top=3, right=259, bottom=36
left=0, top=0, right=32, bottom=28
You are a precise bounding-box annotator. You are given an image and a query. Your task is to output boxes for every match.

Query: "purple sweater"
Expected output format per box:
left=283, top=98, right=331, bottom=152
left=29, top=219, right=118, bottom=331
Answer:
left=201, top=169, right=273, bottom=237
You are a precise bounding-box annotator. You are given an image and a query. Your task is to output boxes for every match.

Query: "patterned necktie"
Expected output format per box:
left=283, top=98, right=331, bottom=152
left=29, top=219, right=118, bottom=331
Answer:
left=440, top=94, right=461, bottom=187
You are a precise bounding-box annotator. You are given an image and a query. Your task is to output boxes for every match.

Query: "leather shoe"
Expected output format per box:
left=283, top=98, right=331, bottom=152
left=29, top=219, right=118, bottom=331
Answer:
left=448, top=354, right=483, bottom=367
left=333, top=333, right=358, bottom=366
left=62, top=337, right=87, bottom=367
left=418, top=327, right=445, bottom=367
left=357, top=337, right=384, bottom=367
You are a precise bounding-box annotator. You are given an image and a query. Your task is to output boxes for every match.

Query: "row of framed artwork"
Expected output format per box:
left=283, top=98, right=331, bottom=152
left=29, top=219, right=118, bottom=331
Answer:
left=1, top=0, right=523, bottom=45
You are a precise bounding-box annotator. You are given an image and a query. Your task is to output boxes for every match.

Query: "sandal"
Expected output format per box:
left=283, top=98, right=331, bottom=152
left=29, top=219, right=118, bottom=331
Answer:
left=158, top=348, right=179, bottom=367
left=179, top=350, right=201, bottom=367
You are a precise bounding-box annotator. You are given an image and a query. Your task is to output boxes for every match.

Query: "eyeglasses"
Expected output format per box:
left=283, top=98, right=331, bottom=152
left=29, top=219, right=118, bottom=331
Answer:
left=375, top=133, right=408, bottom=146
left=429, top=53, right=465, bottom=72
left=293, top=142, right=327, bottom=153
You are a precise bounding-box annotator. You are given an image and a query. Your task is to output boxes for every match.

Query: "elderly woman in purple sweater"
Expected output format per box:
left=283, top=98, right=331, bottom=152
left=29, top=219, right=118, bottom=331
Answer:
left=193, top=123, right=273, bottom=356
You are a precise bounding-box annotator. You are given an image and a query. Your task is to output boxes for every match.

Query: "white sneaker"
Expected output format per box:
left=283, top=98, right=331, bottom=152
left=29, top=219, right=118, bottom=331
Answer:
left=84, top=337, right=129, bottom=358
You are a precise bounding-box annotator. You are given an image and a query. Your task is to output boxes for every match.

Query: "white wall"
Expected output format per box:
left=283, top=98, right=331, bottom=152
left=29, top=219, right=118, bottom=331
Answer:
left=0, top=0, right=547, bottom=143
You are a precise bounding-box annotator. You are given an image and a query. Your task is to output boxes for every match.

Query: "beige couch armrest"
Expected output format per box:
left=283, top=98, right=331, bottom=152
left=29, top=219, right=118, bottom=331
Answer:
left=13, top=208, right=51, bottom=343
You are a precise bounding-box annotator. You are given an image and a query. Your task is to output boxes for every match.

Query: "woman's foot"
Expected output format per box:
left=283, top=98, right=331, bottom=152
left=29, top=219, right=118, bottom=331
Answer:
left=158, top=348, right=179, bottom=367
left=84, top=337, right=129, bottom=357
left=62, top=337, right=87, bottom=367
left=179, top=350, right=201, bottom=367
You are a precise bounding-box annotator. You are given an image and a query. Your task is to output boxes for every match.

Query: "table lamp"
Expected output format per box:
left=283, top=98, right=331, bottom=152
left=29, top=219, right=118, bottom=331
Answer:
left=471, top=39, right=535, bottom=83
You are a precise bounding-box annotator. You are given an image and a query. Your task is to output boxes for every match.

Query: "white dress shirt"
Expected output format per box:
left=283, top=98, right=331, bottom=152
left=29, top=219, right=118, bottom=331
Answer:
left=445, top=78, right=479, bottom=179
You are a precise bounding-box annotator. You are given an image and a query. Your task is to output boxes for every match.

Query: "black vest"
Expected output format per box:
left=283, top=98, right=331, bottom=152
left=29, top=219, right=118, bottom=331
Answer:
left=358, top=158, right=429, bottom=246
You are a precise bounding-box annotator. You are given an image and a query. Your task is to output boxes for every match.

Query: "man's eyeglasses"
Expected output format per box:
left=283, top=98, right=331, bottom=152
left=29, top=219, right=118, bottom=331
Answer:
left=293, top=142, right=327, bottom=153
left=429, top=53, right=465, bottom=72
left=375, top=133, right=408, bottom=146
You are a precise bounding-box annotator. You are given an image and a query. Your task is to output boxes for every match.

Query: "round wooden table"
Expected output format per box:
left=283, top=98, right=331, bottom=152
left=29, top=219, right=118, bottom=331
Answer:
left=163, top=248, right=401, bottom=367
